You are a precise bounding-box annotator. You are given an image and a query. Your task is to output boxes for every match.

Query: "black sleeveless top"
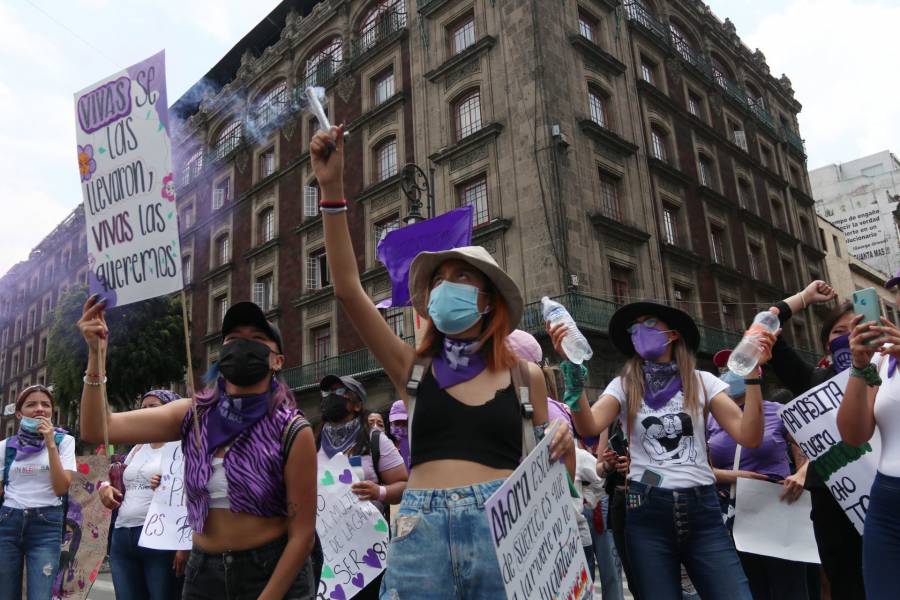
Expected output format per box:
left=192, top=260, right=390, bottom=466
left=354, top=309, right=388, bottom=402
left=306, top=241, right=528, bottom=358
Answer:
left=410, top=369, right=521, bottom=470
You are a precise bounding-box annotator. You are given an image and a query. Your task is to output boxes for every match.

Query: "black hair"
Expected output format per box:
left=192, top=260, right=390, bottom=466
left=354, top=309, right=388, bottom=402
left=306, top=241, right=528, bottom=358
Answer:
left=820, top=301, right=853, bottom=350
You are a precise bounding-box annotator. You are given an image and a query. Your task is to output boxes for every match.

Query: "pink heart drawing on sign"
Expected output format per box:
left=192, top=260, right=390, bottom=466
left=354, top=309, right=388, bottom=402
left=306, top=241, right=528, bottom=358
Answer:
left=351, top=572, right=365, bottom=588
left=338, top=469, right=353, bottom=484
left=330, top=585, right=347, bottom=600
left=362, top=548, right=382, bottom=569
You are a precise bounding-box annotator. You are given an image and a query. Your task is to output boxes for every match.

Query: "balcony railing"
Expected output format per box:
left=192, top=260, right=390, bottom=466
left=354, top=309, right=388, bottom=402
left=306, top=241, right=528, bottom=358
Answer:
left=282, top=336, right=414, bottom=391
left=351, top=9, right=407, bottom=60
left=749, top=99, right=776, bottom=131
left=671, top=34, right=712, bottom=81
left=520, top=292, right=620, bottom=336
left=624, top=1, right=669, bottom=42
left=209, top=132, right=243, bottom=163
left=302, top=56, right=341, bottom=90
left=782, top=125, right=806, bottom=155
left=713, top=68, right=749, bottom=109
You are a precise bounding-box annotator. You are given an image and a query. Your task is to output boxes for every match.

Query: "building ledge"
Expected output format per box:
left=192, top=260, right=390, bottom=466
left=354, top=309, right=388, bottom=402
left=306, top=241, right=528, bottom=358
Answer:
left=360, top=265, right=388, bottom=285
left=473, top=218, right=512, bottom=242
left=243, top=238, right=280, bottom=260
left=202, top=262, right=234, bottom=282
left=591, top=213, right=651, bottom=244
left=568, top=35, right=626, bottom=76
left=738, top=207, right=769, bottom=229
left=425, top=36, right=496, bottom=82
left=709, top=262, right=743, bottom=281
left=774, top=229, right=798, bottom=245
left=648, top=157, right=693, bottom=186
left=801, top=243, right=826, bottom=260
left=292, top=286, right=335, bottom=309
left=347, top=93, right=406, bottom=133
left=790, top=186, right=815, bottom=207
left=429, top=122, right=504, bottom=164
left=662, top=243, right=704, bottom=265
left=349, top=28, right=408, bottom=72
left=697, top=185, right=734, bottom=210
left=354, top=174, right=404, bottom=204
left=294, top=216, right=322, bottom=235
left=416, top=0, right=452, bottom=18
left=579, top=120, right=638, bottom=156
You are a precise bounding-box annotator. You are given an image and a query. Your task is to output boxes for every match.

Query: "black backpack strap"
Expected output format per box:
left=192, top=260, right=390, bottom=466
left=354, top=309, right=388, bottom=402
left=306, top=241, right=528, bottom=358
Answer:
left=370, top=429, right=382, bottom=482
left=281, top=414, right=311, bottom=462
left=405, top=356, right=433, bottom=456
left=2, top=439, right=17, bottom=489
left=511, top=359, right=537, bottom=459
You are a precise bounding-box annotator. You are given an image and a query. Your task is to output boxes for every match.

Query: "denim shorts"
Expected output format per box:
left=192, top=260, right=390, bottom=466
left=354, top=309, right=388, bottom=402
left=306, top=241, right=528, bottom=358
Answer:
left=379, top=479, right=506, bottom=600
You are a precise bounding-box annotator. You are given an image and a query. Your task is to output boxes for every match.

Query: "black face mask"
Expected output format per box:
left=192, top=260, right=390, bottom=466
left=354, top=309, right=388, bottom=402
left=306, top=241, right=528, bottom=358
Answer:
left=321, top=394, right=351, bottom=422
left=219, top=339, right=273, bottom=387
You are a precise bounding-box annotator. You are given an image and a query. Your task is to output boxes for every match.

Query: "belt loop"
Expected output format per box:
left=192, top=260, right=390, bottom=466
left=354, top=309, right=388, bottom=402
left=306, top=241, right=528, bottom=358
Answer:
left=422, top=489, right=434, bottom=514
left=473, top=484, right=485, bottom=509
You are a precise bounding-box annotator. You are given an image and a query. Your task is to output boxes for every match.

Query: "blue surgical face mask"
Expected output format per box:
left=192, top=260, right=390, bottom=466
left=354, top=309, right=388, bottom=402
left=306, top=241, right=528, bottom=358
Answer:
left=20, top=416, right=40, bottom=433
left=427, top=281, right=486, bottom=335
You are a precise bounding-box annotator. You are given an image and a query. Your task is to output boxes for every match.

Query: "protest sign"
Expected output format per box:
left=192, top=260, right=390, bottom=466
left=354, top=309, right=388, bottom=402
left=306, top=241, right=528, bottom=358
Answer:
left=74, top=50, right=181, bottom=308
left=485, top=427, right=592, bottom=600
left=316, top=453, right=389, bottom=600
left=53, top=456, right=112, bottom=600
left=139, top=441, right=192, bottom=550
left=780, top=369, right=881, bottom=534
left=733, top=478, right=820, bottom=564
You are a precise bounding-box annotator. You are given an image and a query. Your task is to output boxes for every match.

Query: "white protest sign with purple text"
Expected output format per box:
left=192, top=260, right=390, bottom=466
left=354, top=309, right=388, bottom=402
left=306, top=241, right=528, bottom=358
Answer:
left=74, top=50, right=181, bottom=308
left=139, top=441, right=192, bottom=550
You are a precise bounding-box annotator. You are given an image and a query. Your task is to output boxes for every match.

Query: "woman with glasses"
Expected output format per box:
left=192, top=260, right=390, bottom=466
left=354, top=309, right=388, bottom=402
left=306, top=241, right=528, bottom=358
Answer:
left=559, top=301, right=774, bottom=600
left=0, top=385, right=76, bottom=600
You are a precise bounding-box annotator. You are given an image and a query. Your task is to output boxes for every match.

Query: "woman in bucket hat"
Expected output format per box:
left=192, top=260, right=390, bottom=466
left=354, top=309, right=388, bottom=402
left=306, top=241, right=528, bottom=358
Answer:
left=311, top=126, right=574, bottom=600
left=556, top=300, right=775, bottom=600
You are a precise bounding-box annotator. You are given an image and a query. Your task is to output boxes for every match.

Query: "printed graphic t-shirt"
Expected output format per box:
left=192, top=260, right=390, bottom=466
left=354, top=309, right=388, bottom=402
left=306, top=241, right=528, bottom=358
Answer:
left=604, top=371, right=728, bottom=489
left=0, top=435, right=77, bottom=509
left=116, top=443, right=164, bottom=528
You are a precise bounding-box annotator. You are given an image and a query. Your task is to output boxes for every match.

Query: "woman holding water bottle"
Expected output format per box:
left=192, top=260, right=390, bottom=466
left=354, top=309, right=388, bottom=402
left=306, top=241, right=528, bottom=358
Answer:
left=310, top=124, right=574, bottom=600
left=559, top=300, right=774, bottom=600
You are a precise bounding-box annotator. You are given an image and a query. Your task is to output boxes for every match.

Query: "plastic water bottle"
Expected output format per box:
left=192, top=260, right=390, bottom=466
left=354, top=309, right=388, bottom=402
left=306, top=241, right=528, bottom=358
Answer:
left=727, top=309, right=780, bottom=376
left=541, top=297, right=593, bottom=364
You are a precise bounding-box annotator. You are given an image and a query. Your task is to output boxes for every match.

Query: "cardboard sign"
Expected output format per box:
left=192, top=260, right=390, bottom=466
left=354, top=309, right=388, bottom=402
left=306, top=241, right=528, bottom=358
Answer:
left=484, top=428, right=592, bottom=600
left=74, top=50, right=182, bottom=308
left=139, top=441, right=191, bottom=550
left=780, top=369, right=881, bottom=534
left=316, top=453, right=389, bottom=600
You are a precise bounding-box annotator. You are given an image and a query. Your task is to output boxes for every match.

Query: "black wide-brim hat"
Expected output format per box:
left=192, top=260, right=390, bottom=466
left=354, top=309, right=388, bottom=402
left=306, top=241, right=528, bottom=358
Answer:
left=608, top=301, right=700, bottom=356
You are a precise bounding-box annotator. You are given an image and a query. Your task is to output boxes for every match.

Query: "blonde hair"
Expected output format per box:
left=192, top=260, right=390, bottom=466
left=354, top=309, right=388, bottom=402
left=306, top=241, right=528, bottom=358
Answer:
left=621, top=339, right=699, bottom=435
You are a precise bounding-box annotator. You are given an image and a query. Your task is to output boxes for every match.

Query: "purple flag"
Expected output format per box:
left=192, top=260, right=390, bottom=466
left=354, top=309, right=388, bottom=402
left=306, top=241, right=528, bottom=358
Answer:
left=375, top=206, right=474, bottom=308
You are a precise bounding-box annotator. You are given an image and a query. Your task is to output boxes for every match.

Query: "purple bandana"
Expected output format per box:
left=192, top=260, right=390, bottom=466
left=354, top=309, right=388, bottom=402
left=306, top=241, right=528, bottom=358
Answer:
left=642, top=361, right=682, bottom=410
left=890, top=356, right=897, bottom=379
left=206, top=379, right=273, bottom=452
left=142, top=389, right=180, bottom=405
left=7, top=427, right=67, bottom=456
left=432, top=338, right=487, bottom=389
left=320, top=419, right=362, bottom=458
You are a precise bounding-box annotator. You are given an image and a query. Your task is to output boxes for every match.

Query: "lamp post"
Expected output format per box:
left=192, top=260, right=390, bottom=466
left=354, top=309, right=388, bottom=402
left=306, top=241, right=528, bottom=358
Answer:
left=400, top=162, right=435, bottom=224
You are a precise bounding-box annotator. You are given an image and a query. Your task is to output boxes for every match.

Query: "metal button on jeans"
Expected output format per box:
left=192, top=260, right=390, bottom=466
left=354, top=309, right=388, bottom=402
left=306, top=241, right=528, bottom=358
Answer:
left=450, top=493, right=460, bottom=501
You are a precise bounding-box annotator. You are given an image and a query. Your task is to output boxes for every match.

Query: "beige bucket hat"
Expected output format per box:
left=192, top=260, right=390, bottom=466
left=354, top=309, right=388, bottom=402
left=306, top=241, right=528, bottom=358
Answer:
left=407, top=246, right=524, bottom=330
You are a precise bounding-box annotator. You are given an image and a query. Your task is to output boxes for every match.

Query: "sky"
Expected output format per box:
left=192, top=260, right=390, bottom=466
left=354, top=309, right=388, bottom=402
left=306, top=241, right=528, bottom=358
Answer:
left=2, top=0, right=899, bottom=277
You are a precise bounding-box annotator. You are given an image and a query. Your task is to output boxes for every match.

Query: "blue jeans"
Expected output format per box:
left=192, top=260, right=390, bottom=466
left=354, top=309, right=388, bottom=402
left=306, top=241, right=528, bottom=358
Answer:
left=110, top=525, right=178, bottom=600
left=583, top=497, right=625, bottom=600
left=380, top=479, right=505, bottom=600
left=864, top=471, right=900, bottom=599
left=0, top=504, right=64, bottom=600
left=624, top=481, right=751, bottom=600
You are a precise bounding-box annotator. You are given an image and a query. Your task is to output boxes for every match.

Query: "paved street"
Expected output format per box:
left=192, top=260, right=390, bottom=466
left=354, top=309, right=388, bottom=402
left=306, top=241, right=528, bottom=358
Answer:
left=86, top=572, right=115, bottom=600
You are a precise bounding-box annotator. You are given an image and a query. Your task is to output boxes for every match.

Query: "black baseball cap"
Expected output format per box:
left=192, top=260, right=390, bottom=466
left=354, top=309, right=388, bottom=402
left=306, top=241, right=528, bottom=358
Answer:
left=222, top=302, right=283, bottom=353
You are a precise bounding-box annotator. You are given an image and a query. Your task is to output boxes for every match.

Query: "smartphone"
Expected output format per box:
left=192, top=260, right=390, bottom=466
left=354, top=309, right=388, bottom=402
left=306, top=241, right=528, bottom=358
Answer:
left=640, top=469, right=663, bottom=487
left=853, top=288, right=883, bottom=345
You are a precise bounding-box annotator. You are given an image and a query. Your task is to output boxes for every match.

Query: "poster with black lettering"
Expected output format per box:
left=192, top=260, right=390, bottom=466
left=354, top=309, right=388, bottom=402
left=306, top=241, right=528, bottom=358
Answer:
left=779, top=369, right=881, bottom=534
left=73, top=50, right=181, bottom=308
left=484, top=426, right=592, bottom=600
left=138, top=441, right=192, bottom=550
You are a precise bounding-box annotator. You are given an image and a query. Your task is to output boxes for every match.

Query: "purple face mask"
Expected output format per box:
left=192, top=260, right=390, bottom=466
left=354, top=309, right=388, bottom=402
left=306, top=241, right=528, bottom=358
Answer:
left=631, top=324, right=671, bottom=360
left=828, top=334, right=852, bottom=373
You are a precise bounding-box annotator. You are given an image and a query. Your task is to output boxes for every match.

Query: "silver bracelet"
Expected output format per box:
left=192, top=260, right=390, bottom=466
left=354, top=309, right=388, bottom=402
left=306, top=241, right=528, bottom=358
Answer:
left=83, top=375, right=107, bottom=386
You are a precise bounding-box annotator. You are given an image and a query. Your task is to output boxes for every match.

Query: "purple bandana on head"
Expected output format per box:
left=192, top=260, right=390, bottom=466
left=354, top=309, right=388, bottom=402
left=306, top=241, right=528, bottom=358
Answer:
left=206, top=379, right=272, bottom=452
left=642, top=361, right=682, bottom=410
left=142, top=389, right=180, bottom=405
left=432, top=338, right=487, bottom=389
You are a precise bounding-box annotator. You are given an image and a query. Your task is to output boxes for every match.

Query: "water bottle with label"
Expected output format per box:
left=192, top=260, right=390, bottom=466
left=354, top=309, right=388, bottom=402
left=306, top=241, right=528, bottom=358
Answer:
left=727, top=308, right=780, bottom=376
left=541, top=297, right=593, bottom=364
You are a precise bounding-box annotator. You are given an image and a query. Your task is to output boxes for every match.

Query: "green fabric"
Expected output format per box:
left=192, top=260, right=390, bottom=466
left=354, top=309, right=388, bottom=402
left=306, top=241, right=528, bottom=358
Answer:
left=850, top=364, right=882, bottom=387
left=560, top=360, right=588, bottom=412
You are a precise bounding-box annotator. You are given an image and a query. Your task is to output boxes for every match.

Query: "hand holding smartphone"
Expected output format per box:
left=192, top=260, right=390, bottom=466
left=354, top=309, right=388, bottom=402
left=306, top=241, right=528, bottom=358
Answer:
left=853, top=288, right=884, bottom=345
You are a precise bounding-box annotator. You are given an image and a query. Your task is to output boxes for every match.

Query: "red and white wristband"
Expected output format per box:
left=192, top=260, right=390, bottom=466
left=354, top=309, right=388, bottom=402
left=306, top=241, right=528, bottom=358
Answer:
left=320, top=198, right=348, bottom=214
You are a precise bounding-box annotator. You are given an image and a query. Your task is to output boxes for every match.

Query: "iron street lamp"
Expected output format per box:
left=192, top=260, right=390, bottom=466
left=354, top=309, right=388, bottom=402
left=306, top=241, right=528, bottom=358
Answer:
left=400, top=162, right=435, bottom=225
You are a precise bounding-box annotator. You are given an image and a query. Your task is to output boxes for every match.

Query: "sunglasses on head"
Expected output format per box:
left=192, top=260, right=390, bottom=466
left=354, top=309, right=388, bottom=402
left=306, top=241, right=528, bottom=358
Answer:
left=627, top=318, right=661, bottom=334
left=321, top=387, right=353, bottom=399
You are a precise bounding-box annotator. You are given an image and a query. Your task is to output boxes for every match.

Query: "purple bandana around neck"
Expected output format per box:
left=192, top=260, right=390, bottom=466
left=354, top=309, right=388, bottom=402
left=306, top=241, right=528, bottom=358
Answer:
left=320, top=419, right=362, bottom=458
left=890, top=356, right=898, bottom=379
left=205, top=379, right=273, bottom=452
left=642, top=361, right=683, bottom=410
left=8, top=427, right=67, bottom=456
left=432, top=337, right=487, bottom=389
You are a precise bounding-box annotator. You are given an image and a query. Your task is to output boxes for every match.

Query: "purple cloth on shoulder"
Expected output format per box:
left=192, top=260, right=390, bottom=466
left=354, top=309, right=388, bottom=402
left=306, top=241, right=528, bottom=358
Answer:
left=707, top=401, right=790, bottom=480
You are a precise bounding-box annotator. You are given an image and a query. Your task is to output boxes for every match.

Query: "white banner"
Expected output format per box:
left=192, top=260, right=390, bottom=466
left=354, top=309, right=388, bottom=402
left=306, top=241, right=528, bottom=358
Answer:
left=316, top=453, right=389, bottom=600
left=779, top=369, right=881, bottom=534
left=74, top=50, right=182, bottom=308
left=484, top=427, right=592, bottom=600
left=733, top=478, right=820, bottom=564
left=139, top=441, right=192, bottom=550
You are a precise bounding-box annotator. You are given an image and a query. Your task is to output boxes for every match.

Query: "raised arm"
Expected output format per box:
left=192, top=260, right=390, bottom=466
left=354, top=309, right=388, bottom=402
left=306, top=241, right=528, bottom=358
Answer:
left=780, top=280, right=835, bottom=317
left=311, top=127, right=415, bottom=391
left=77, top=295, right=188, bottom=444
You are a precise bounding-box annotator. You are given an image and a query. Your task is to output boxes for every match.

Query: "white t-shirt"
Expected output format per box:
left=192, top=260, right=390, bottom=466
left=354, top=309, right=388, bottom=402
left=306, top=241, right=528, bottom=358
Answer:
left=604, top=370, right=727, bottom=489
left=875, top=355, right=900, bottom=477
left=116, top=444, right=163, bottom=528
left=0, top=435, right=77, bottom=509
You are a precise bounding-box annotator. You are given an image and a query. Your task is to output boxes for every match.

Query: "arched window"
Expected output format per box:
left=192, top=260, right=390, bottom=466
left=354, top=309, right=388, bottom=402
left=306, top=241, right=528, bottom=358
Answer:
left=746, top=82, right=765, bottom=109
left=650, top=125, right=668, bottom=161
left=214, top=233, right=231, bottom=267
left=669, top=20, right=698, bottom=63
left=258, top=207, right=275, bottom=244
left=453, top=89, right=482, bottom=141
left=737, top=177, right=754, bottom=212
left=588, top=87, right=608, bottom=128
left=213, top=120, right=242, bottom=161
left=358, top=0, right=406, bottom=51
left=710, top=53, right=734, bottom=88
left=698, top=153, right=715, bottom=188
left=373, top=137, right=398, bottom=182
left=255, top=81, right=288, bottom=128
left=305, top=37, right=343, bottom=87
left=182, top=148, right=203, bottom=185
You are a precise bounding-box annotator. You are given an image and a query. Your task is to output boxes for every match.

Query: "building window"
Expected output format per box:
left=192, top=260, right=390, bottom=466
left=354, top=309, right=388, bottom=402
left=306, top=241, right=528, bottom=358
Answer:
left=722, top=301, right=739, bottom=331
left=214, top=233, right=230, bottom=267
left=304, top=183, right=320, bottom=218
left=213, top=120, right=242, bottom=161
left=255, top=81, right=288, bottom=129
left=39, top=337, right=47, bottom=362
left=374, top=214, right=402, bottom=258
left=358, top=0, right=407, bottom=52
left=598, top=173, right=621, bottom=221
left=180, top=203, right=195, bottom=229
left=213, top=294, right=229, bottom=326
left=213, top=178, right=230, bottom=210
left=760, top=144, right=773, bottom=170
left=737, top=178, right=753, bottom=211
left=259, top=207, right=275, bottom=244
left=578, top=10, right=597, bottom=43
left=731, top=127, right=748, bottom=152
left=374, top=137, right=398, bottom=182
left=312, top=325, right=331, bottom=363
left=588, top=88, right=607, bottom=128
left=833, top=234, right=841, bottom=257
left=688, top=92, right=703, bottom=119
left=305, top=37, right=343, bottom=87
left=674, top=286, right=691, bottom=315
left=710, top=224, right=727, bottom=264
left=454, top=90, right=482, bottom=141
left=307, top=249, right=330, bottom=290
left=373, top=67, right=395, bottom=105
left=28, top=309, right=35, bottom=332
left=25, top=346, right=32, bottom=369
left=771, top=198, right=785, bottom=230
left=782, top=258, right=797, bottom=290
left=448, top=13, right=476, bottom=55
left=253, top=273, right=274, bottom=312
left=650, top=126, right=668, bottom=161
left=610, top=264, right=632, bottom=304
left=799, top=215, right=811, bottom=244
left=182, top=149, right=203, bottom=185
left=259, top=147, right=276, bottom=179
left=698, top=154, right=715, bottom=188
left=382, top=308, right=405, bottom=338
left=640, top=56, right=657, bottom=85
left=457, top=175, right=489, bottom=226
left=663, top=204, right=679, bottom=245
left=748, top=243, right=764, bottom=280
left=182, top=256, right=193, bottom=285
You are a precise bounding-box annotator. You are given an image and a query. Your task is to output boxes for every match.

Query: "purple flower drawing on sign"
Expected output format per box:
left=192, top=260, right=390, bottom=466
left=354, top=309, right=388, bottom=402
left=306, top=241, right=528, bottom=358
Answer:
left=161, top=173, right=176, bottom=202
left=78, top=145, right=97, bottom=182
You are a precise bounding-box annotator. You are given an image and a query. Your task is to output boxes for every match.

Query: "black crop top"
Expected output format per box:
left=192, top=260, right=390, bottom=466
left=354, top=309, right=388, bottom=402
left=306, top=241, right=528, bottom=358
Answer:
left=410, top=369, right=521, bottom=470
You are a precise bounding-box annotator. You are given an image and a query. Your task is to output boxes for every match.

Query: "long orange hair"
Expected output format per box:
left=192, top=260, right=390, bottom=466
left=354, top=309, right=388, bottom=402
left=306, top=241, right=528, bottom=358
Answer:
left=416, top=281, right=517, bottom=372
